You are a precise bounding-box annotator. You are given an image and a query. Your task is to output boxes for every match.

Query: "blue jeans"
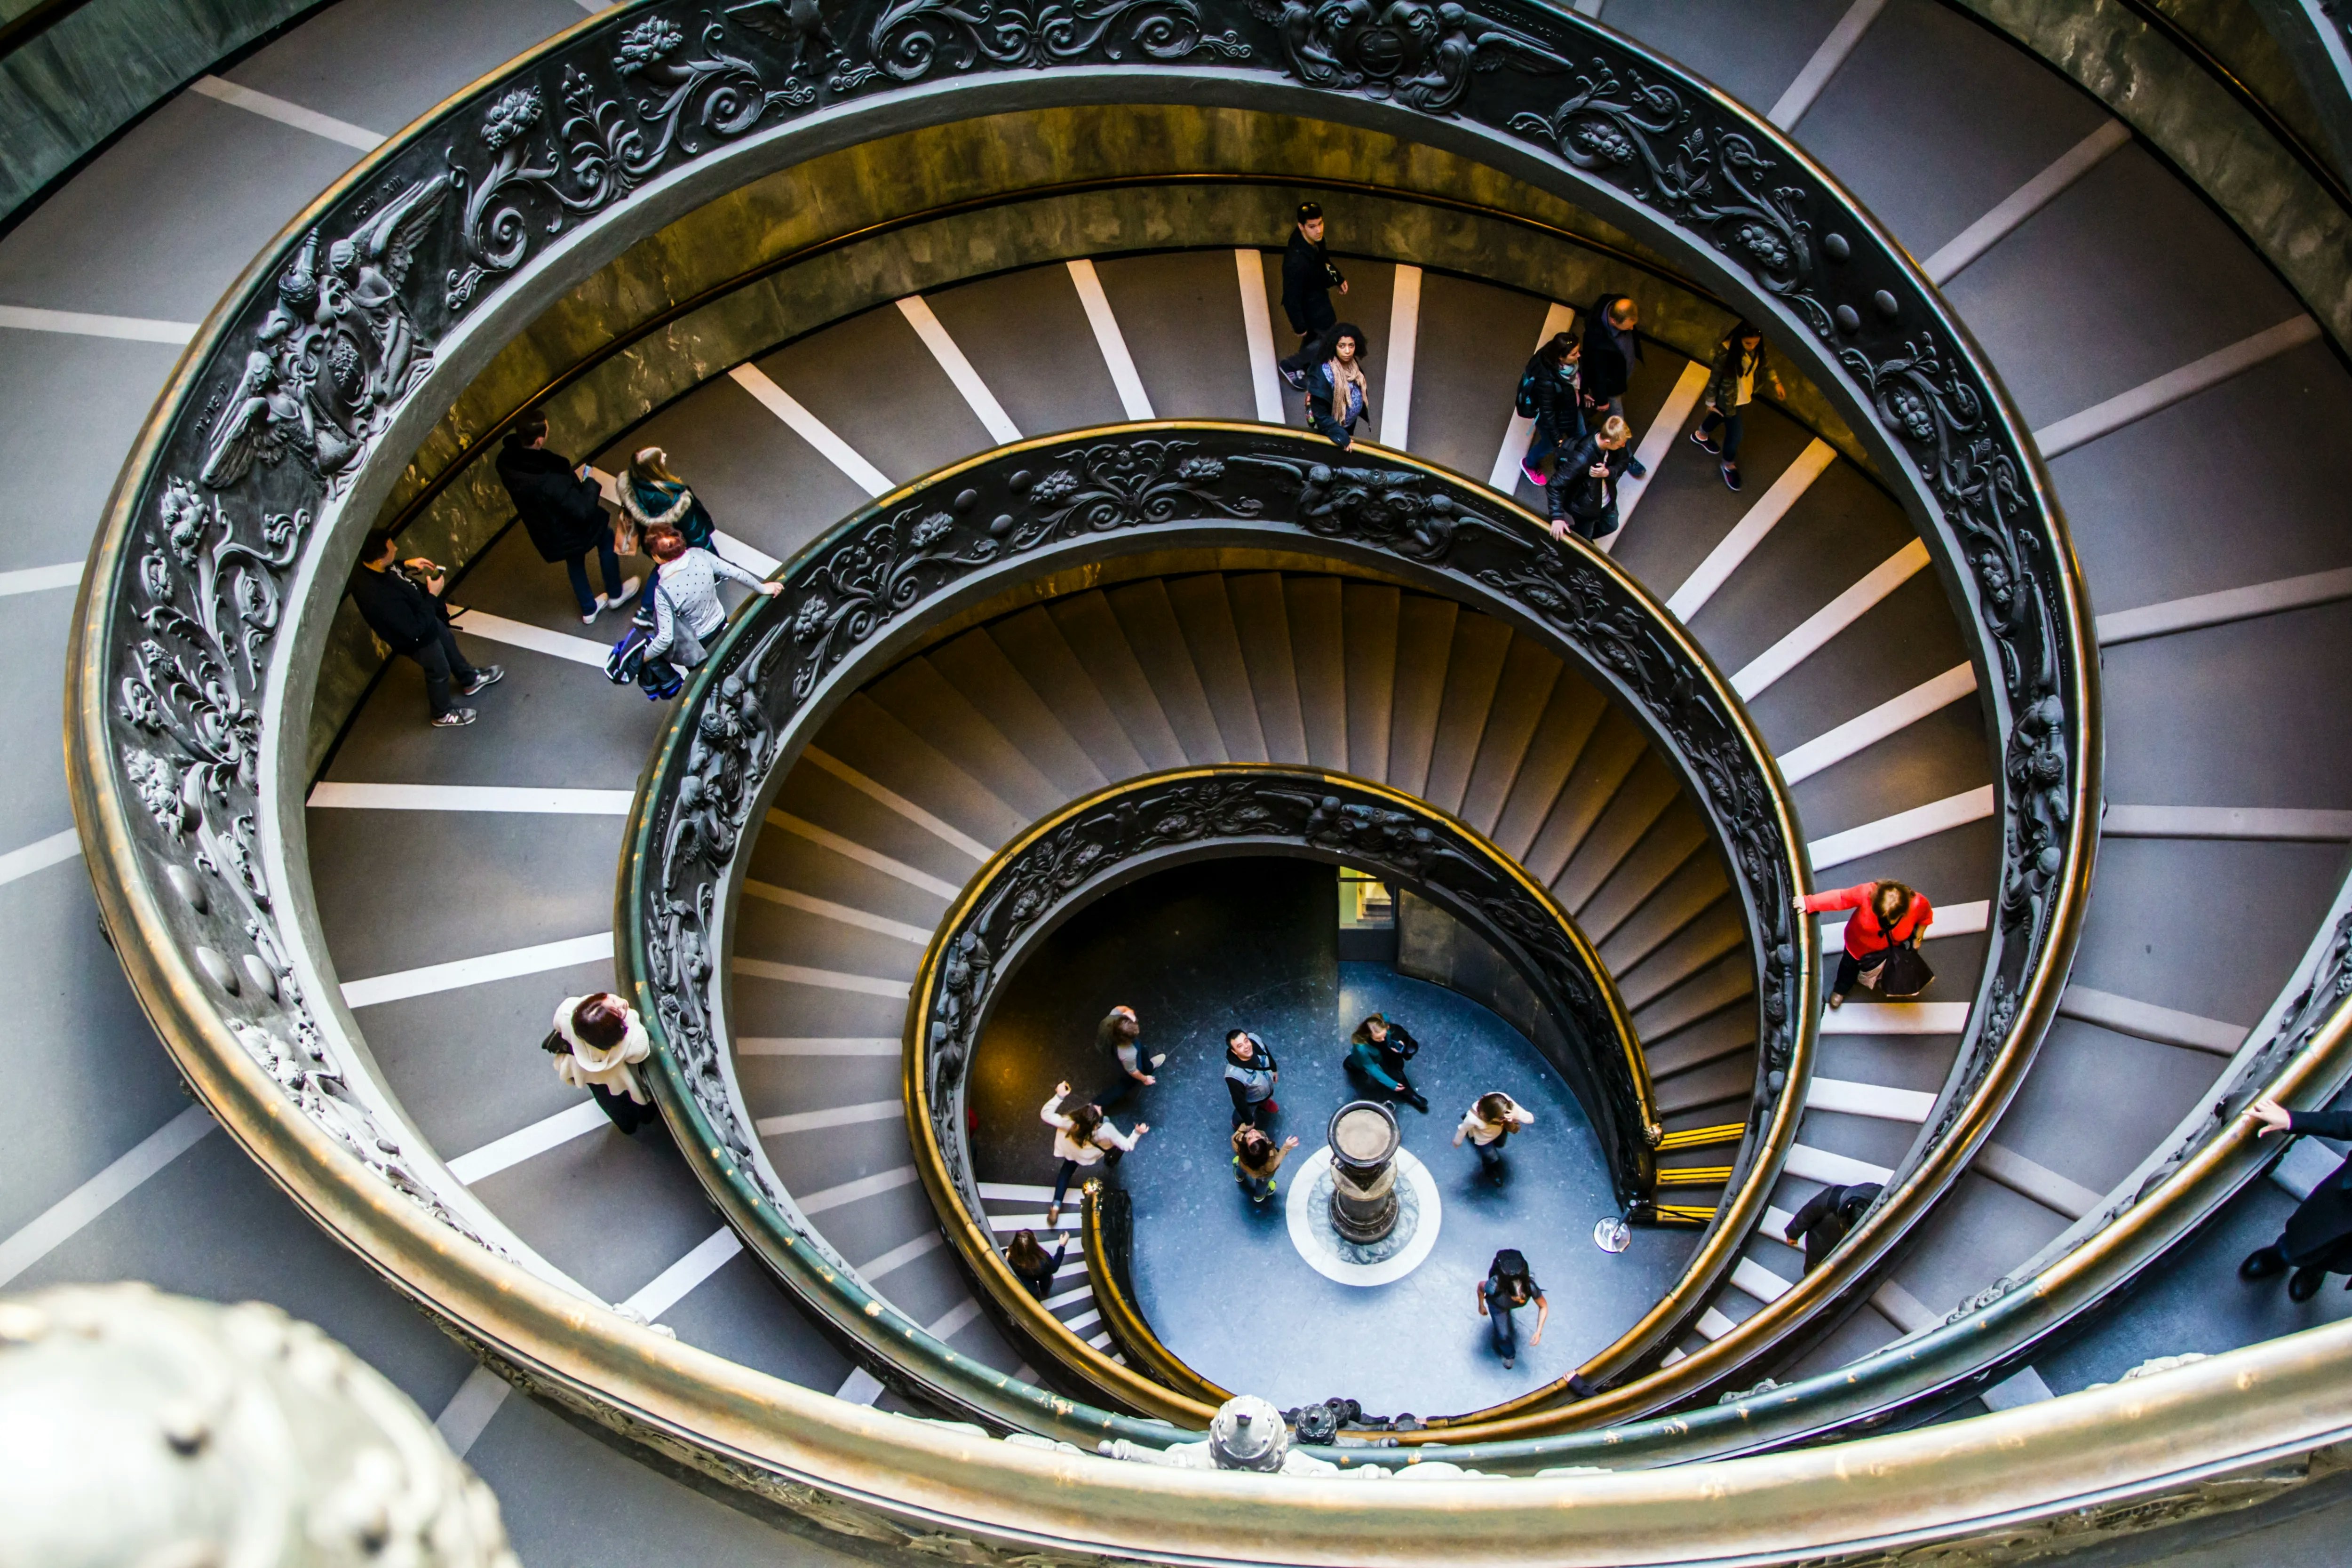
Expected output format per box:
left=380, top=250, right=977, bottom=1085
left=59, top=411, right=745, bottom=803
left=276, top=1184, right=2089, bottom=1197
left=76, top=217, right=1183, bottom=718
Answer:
left=1484, top=1281, right=1520, bottom=1360
left=1473, top=1138, right=1505, bottom=1175
left=1234, top=1159, right=1276, bottom=1202
left=1522, top=414, right=1581, bottom=475
left=564, top=536, right=625, bottom=616
left=1701, top=407, right=1746, bottom=461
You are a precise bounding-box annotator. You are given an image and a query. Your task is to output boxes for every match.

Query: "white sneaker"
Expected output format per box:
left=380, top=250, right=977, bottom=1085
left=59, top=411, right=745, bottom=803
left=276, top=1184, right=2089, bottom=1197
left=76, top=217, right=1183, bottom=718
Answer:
left=604, top=576, right=642, bottom=609
left=580, top=606, right=601, bottom=625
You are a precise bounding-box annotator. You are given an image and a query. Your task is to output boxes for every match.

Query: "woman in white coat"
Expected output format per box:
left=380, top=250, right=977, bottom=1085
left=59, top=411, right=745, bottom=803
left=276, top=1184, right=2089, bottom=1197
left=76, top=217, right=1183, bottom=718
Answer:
left=545, top=992, right=656, bottom=1134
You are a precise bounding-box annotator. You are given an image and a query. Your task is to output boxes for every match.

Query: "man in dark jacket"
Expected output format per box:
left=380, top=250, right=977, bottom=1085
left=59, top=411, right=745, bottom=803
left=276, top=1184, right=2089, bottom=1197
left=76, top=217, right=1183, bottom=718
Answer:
left=2242, top=1096, right=2352, bottom=1299
left=1547, top=415, right=1637, bottom=543
left=349, top=529, right=501, bottom=728
left=1582, top=294, right=1644, bottom=418
left=1276, top=202, right=1348, bottom=384
left=1783, top=1181, right=1883, bottom=1273
left=494, top=412, right=638, bottom=625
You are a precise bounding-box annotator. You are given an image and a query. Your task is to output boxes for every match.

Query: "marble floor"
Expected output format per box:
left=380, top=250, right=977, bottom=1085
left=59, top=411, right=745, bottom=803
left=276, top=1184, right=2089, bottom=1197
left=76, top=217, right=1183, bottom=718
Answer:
left=968, top=857, right=1696, bottom=1418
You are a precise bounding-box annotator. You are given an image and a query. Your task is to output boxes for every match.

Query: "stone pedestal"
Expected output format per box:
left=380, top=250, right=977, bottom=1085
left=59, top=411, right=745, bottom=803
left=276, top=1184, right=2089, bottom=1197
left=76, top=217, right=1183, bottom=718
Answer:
left=1327, top=1100, right=1402, bottom=1243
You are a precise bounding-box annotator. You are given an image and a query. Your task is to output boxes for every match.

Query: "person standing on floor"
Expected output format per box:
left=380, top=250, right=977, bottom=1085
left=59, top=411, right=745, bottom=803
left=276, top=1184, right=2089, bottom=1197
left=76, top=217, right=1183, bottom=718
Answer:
left=1303, top=323, right=1371, bottom=449
left=619, top=446, right=718, bottom=553
left=1581, top=293, right=1643, bottom=421
left=347, top=530, right=503, bottom=729
left=1782, top=1180, right=1883, bottom=1272
left=1453, top=1091, right=1536, bottom=1182
left=1547, top=415, right=1637, bottom=545
left=495, top=412, right=639, bottom=626
left=1347, top=1012, right=1428, bottom=1113
left=2241, top=1097, right=2352, bottom=1300
left=1041, top=1081, right=1145, bottom=1226
left=1005, top=1227, right=1068, bottom=1303
left=1277, top=202, right=1348, bottom=384
left=1476, top=1248, right=1548, bottom=1370
left=1518, top=329, right=1584, bottom=487
left=1796, top=880, right=1935, bottom=1008
left=1224, top=1029, right=1280, bottom=1130
left=641, top=527, right=783, bottom=674
left=1095, top=1004, right=1155, bottom=1112
left=1692, top=320, right=1786, bottom=494
left=542, top=992, right=657, bottom=1135
left=1232, top=1126, right=1300, bottom=1204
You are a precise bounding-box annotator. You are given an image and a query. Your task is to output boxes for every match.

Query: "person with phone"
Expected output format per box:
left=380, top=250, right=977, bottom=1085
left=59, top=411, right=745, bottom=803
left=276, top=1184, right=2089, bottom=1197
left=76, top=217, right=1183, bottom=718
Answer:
left=347, top=529, right=501, bottom=728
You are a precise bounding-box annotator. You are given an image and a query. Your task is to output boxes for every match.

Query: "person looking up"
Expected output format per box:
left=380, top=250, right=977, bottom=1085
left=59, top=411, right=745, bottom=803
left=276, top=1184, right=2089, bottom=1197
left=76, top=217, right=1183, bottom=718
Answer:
left=346, top=529, right=501, bottom=729
left=1693, top=320, right=1785, bottom=493
left=1095, top=1004, right=1154, bottom=1112
left=1303, top=324, right=1371, bottom=449
left=1224, top=1029, right=1280, bottom=1130
left=1231, top=1125, right=1299, bottom=1204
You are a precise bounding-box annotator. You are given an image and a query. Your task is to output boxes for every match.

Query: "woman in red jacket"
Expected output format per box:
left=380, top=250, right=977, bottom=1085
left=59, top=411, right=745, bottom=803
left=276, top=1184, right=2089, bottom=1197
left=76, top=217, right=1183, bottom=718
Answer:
left=1795, top=880, right=1933, bottom=1007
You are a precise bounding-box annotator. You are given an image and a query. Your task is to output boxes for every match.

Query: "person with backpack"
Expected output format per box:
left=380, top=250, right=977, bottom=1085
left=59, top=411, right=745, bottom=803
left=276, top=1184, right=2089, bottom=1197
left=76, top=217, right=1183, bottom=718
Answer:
left=1546, top=415, right=1637, bottom=544
left=1095, top=1004, right=1157, bottom=1112
left=1224, top=1029, right=1280, bottom=1130
left=618, top=446, right=718, bottom=553
left=1477, top=1248, right=1548, bottom=1369
left=1302, top=323, right=1371, bottom=449
left=347, top=529, right=502, bottom=729
left=494, top=412, right=639, bottom=625
left=641, top=527, right=782, bottom=673
left=1453, top=1090, right=1536, bottom=1182
left=1782, top=1181, right=1883, bottom=1272
left=1692, top=320, right=1786, bottom=493
left=1796, top=880, right=1935, bottom=1008
left=1346, top=1012, right=1428, bottom=1113
left=543, top=992, right=657, bottom=1135
left=1517, top=330, right=1584, bottom=487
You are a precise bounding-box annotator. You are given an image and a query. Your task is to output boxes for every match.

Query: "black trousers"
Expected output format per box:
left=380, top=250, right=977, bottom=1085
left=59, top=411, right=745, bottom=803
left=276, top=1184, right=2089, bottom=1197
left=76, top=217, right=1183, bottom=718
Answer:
left=409, top=622, right=480, bottom=718
left=590, top=1082, right=660, bottom=1135
left=1278, top=297, right=1338, bottom=373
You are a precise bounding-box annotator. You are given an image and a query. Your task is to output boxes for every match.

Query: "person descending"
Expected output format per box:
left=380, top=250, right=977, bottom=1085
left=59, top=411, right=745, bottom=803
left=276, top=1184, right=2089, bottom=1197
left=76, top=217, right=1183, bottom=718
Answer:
left=619, top=446, right=718, bottom=552
left=1303, top=323, right=1371, bottom=449
left=1692, top=319, right=1785, bottom=493
left=542, top=992, right=656, bottom=1135
left=1796, top=879, right=1935, bottom=1008
left=1277, top=201, right=1348, bottom=384
left=1518, top=329, right=1584, bottom=487
left=1041, top=1081, right=1146, bottom=1226
left=1005, top=1227, right=1068, bottom=1303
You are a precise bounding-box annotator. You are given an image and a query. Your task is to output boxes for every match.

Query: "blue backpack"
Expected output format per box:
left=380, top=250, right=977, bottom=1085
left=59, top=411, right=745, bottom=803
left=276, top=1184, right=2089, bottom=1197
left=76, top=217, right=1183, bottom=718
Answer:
left=604, top=569, right=682, bottom=699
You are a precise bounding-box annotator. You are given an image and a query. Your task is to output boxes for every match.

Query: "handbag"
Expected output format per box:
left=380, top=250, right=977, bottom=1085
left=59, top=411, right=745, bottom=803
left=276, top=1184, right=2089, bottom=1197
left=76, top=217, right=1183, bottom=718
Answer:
left=1859, top=900, right=1934, bottom=998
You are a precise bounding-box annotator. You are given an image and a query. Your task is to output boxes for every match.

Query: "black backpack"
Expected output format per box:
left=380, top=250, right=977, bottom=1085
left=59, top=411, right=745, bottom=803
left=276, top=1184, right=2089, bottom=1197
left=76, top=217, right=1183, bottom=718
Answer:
left=1514, top=358, right=1543, bottom=417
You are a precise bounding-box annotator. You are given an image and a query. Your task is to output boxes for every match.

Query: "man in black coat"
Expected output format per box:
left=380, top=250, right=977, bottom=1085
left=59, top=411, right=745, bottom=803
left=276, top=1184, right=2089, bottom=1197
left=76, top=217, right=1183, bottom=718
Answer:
left=494, top=412, right=637, bottom=625
left=1582, top=293, right=1644, bottom=418
left=1546, top=415, right=1637, bottom=543
left=2242, top=1096, right=2352, bottom=1300
left=1276, top=202, right=1347, bottom=384
left=1783, top=1181, right=1883, bottom=1273
left=348, top=529, right=501, bottom=728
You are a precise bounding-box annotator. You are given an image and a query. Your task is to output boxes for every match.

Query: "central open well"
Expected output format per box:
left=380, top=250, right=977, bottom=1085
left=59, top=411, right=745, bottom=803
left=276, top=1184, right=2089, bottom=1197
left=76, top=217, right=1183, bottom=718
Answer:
left=967, top=857, right=1691, bottom=1415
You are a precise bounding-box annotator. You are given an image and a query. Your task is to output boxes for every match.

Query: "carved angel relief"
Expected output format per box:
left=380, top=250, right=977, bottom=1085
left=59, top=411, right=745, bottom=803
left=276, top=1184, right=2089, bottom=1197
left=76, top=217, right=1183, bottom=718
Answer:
left=200, top=175, right=450, bottom=493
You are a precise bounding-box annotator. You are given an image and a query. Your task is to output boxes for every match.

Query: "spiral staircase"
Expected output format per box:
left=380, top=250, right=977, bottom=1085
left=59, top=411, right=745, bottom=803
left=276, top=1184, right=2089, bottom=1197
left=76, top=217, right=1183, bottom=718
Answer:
left=12, top=0, right=2352, bottom=1560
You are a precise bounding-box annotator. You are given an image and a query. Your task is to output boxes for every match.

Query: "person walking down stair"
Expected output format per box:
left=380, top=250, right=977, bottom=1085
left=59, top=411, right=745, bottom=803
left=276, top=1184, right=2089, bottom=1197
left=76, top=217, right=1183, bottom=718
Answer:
left=1546, top=415, right=1637, bottom=545
left=1797, top=880, right=1935, bottom=1008
left=1581, top=293, right=1643, bottom=422
left=2241, top=1096, right=2352, bottom=1301
left=1277, top=201, right=1348, bottom=384
left=1518, top=329, right=1584, bottom=487
left=619, top=446, right=719, bottom=553
left=1005, top=1228, right=1068, bottom=1303
left=1347, top=1013, right=1428, bottom=1113
left=494, top=411, right=638, bottom=626
left=543, top=992, right=657, bottom=1135
left=1692, top=320, right=1785, bottom=493
left=1303, top=324, right=1371, bottom=450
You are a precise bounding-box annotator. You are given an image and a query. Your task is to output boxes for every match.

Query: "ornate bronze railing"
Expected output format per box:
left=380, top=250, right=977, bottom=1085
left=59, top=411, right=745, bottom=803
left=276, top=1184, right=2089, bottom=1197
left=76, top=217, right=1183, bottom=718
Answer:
left=898, top=763, right=1661, bottom=1413
left=1082, top=1181, right=1232, bottom=1406
left=620, top=424, right=1809, bottom=1432
left=61, top=0, right=2216, bottom=1542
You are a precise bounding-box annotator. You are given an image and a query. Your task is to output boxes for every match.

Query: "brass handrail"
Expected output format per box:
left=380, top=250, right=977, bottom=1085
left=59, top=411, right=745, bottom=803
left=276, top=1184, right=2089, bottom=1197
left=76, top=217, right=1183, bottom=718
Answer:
left=1082, top=1182, right=1233, bottom=1407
